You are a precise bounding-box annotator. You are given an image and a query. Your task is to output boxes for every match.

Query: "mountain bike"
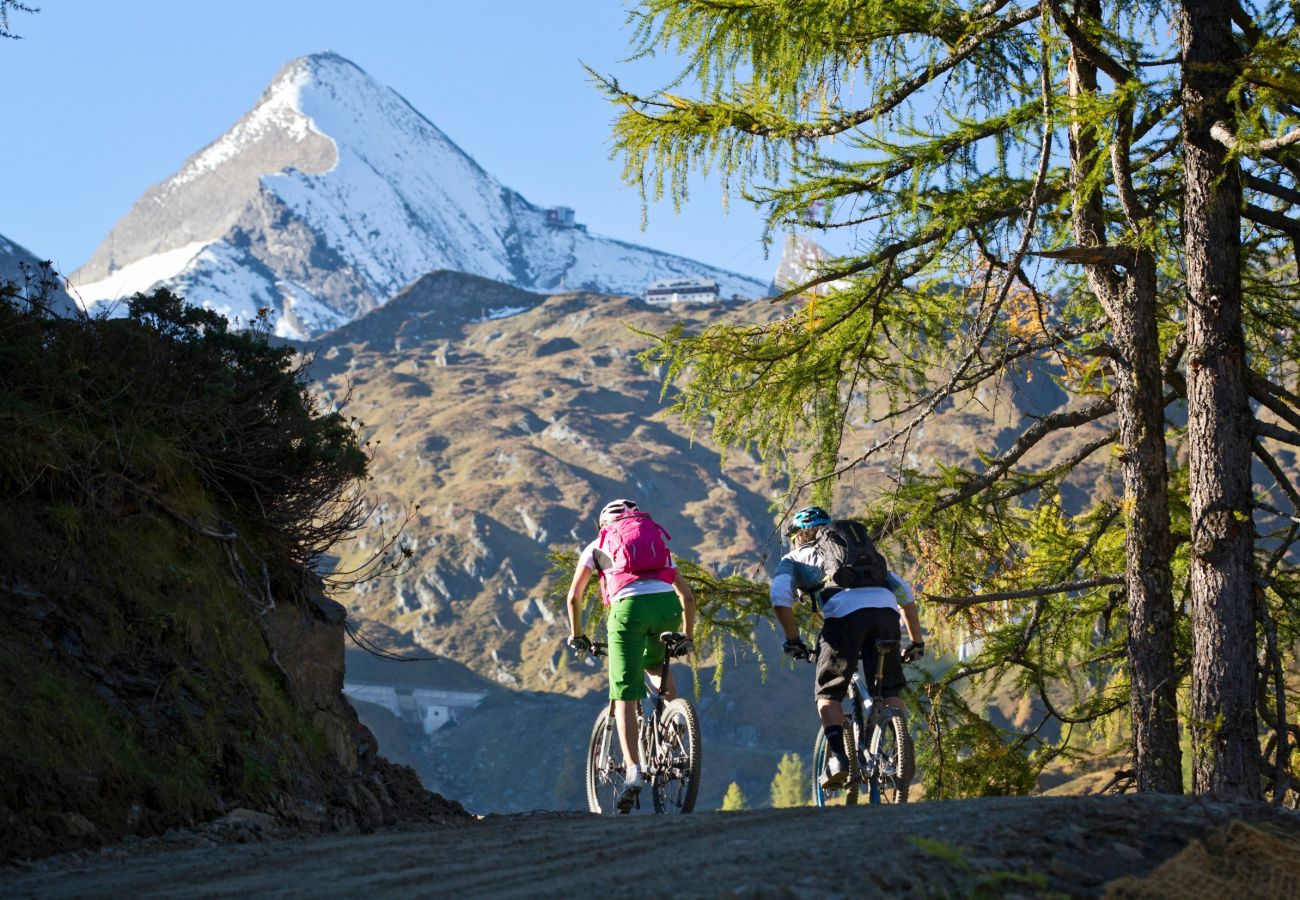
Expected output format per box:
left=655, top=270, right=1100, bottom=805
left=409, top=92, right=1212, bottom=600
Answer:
left=809, top=639, right=915, bottom=806
left=583, top=632, right=702, bottom=815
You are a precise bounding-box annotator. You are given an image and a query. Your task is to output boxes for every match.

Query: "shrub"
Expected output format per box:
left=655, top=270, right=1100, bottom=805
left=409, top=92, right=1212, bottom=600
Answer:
left=0, top=283, right=367, bottom=568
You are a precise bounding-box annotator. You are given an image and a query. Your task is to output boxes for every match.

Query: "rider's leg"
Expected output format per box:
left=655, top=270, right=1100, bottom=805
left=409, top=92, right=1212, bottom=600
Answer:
left=814, top=612, right=868, bottom=785
left=606, top=597, right=650, bottom=776
left=614, top=699, right=641, bottom=768
left=815, top=610, right=867, bottom=722
left=866, top=607, right=908, bottom=715
left=646, top=666, right=676, bottom=701
left=641, top=591, right=684, bottom=701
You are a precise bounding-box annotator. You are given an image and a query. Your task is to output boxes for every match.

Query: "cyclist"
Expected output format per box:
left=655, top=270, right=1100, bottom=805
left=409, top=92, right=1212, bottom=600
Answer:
left=566, top=498, right=696, bottom=812
left=770, top=505, right=924, bottom=789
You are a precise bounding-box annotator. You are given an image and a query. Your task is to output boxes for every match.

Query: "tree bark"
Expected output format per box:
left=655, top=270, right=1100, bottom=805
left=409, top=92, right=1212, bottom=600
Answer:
left=1066, top=0, right=1181, bottom=793
left=1181, top=0, right=1260, bottom=799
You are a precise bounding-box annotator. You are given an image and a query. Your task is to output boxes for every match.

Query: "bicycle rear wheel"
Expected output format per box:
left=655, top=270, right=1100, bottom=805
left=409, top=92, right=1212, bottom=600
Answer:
left=651, top=698, right=701, bottom=813
left=812, top=725, right=860, bottom=807
left=868, top=707, right=914, bottom=803
left=585, top=708, right=626, bottom=814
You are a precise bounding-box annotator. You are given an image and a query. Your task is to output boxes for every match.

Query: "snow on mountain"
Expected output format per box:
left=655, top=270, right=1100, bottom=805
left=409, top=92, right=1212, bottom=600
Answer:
left=70, top=53, right=770, bottom=337
left=772, top=233, right=850, bottom=298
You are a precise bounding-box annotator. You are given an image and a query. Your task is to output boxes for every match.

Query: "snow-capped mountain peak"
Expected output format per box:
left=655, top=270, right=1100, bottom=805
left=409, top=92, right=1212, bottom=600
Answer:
left=70, top=52, right=769, bottom=337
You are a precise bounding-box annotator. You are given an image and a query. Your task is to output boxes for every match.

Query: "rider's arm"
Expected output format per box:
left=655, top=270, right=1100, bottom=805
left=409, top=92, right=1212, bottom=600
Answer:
left=889, top=572, right=923, bottom=644
left=901, top=601, right=923, bottom=644
left=770, top=559, right=801, bottom=641
left=673, top=576, right=696, bottom=641
left=565, top=563, right=593, bottom=640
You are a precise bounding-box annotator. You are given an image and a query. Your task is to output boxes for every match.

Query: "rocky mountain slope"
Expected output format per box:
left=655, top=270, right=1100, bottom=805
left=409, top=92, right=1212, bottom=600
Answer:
left=0, top=232, right=75, bottom=314
left=69, top=52, right=769, bottom=338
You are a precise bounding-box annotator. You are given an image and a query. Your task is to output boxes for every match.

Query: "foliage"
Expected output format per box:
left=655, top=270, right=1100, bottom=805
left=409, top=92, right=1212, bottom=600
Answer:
left=0, top=0, right=36, bottom=39
left=770, top=751, right=809, bottom=807
left=599, top=0, right=1300, bottom=800
left=720, top=780, right=749, bottom=810
left=0, top=283, right=369, bottom=569
left=0, top=273, right=385, bottom=854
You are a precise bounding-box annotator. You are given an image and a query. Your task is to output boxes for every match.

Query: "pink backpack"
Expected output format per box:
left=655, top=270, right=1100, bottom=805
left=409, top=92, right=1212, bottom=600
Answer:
left=596, top=512, right=676, bottom=604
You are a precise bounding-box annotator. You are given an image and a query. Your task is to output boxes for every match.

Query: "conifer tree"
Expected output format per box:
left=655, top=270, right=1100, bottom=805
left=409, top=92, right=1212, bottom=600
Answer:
left=596, top=1, right=1300, bottom=801
left=770, top=752, right=809, bottom=808
left=720, top=781, right=749, bottom=811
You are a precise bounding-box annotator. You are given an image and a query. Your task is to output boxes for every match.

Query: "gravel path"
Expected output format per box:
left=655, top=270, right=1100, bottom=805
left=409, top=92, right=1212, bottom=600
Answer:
left=4, top=795, right=1298, bottom=898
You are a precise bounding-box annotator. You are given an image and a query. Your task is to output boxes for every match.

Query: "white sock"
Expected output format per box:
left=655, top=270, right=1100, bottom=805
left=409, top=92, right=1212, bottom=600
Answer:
left=626, top=764, right=642, bottom=785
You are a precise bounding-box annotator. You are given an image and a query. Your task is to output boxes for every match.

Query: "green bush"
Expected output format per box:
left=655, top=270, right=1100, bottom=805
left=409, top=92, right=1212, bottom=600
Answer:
left=0, top=283, right=367, bottom=566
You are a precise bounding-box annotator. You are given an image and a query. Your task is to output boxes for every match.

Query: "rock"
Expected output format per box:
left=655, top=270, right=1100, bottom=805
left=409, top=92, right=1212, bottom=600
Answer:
left=211, top=808, right=279, bottom=833
left=62, top=813, right=97, bottom=838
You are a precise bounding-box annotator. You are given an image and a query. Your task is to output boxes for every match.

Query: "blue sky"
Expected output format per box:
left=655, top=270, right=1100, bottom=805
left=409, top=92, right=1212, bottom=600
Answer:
left=0, top=1, right=776, bottom=282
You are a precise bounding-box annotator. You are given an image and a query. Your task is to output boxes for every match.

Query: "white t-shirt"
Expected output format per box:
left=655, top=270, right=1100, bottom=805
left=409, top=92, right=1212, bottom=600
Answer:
left=769, top=542, right=915, bottom=619
left=579, top=540, right=676, bottom=603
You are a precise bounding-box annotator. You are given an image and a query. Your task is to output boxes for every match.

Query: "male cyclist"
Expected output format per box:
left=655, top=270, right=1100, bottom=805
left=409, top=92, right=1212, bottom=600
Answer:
left=770, top=505, right=924, bottom=789
left=566, top=499, right=697, bottom=812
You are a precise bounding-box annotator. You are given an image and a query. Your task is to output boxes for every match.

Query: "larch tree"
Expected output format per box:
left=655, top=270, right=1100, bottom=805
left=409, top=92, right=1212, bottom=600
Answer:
left=595, top=0, right=1300, bottom=801
left=770, top=752, right=810, bottom=807
left=721, top=781, right=750, bottom=810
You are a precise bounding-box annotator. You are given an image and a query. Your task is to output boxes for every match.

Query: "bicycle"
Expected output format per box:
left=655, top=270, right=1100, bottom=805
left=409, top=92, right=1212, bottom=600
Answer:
left=583, top=632, right=702, bottom=815
left=807, top=639, right=915, bottom=806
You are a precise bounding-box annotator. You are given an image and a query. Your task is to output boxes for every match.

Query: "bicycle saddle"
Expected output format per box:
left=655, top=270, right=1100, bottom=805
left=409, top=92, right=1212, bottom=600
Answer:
left=875, top=639, right=900, bottom=652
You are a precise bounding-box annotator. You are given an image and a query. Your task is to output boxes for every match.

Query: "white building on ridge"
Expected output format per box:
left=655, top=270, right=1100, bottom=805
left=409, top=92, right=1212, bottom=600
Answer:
left=645, top=277, right=721, bottom=305
left=344, top=683, right=487, bottom=735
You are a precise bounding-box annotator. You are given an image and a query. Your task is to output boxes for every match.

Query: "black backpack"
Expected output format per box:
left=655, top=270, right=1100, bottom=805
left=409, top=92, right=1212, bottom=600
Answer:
left=815, top=519, right=889, bottom=589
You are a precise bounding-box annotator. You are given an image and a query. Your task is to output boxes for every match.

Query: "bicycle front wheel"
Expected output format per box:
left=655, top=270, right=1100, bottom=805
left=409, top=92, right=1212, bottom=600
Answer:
left=868, top=707, right=914, bottom=804
left=651, top=698, right=701, bottom=813
left=585, top=708, right=625, bottom=815
left=812, top=725, right=860, bottom=807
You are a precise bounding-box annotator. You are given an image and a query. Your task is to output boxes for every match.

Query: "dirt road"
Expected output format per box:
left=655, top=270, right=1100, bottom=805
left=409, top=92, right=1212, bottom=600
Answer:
left=4, top=795, right=1298, bottom=898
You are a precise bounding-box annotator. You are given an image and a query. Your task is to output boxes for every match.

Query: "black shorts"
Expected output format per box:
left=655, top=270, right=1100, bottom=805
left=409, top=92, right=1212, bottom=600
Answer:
left=814, top=607, right=906, bottom=701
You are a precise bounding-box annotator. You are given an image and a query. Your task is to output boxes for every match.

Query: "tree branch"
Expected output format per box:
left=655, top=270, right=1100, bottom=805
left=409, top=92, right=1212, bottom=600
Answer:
left=748, top=3, right=1043, bottom=139
left=1045, top=0, right=1136, bottom=83
left=930, top=395, right=1116, bottom=514
left=925, top=576, right=1125, bottom=609
left=1244, top=172, right=1300, bottom=207
left=1212, top=120, right=1300, bottom=157
left=1256, top=419, right=1300, bottom=446
left=1244, top=202, right=1300, bottom=237
left=1254, top=440, right=1300, bottom=512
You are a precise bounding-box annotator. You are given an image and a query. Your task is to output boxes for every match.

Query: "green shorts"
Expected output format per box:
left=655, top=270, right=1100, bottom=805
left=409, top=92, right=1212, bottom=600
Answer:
left=607, top=591, right=684, bottom=700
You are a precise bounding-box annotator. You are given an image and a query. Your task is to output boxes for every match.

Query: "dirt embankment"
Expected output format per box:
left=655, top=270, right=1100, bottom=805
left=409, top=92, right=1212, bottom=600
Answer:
left=3, top=795, right=1297, bottom=898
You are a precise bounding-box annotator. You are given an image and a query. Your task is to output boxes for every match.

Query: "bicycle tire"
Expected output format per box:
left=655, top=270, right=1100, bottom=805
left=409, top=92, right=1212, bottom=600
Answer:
left=651, top=698, right=701, bottom=813
left=585, top=708, right=625, bottom=814
left=812, top=725, right=860, bottom=807
left=868, top=707, right=914, bottom=804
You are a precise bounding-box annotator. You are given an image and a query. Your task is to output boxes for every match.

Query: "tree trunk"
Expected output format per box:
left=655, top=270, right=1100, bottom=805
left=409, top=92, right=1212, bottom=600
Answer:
left=1066, top=2, right=1181, bottom=792
left=1110, top=253, right=1182, bottom=794
left=1181, top=0, right=1260, bottom=799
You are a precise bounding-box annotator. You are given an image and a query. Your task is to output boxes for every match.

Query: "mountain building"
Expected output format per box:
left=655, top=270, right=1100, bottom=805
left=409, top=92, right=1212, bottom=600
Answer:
left=645, top=277, right=721, bottom=305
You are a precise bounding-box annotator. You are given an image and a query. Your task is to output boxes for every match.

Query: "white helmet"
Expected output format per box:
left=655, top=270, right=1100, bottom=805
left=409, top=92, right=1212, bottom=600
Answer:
left=599, top=498, right=638, bottom=525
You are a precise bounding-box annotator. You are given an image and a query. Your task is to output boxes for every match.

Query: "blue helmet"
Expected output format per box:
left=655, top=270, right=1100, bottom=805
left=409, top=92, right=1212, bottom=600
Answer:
left=789, top=505, right=832, bottom=534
